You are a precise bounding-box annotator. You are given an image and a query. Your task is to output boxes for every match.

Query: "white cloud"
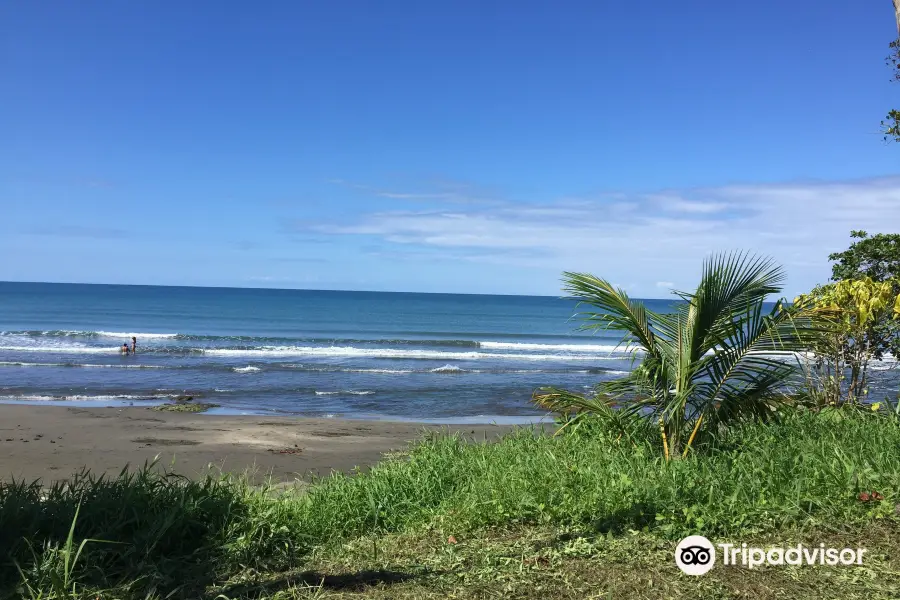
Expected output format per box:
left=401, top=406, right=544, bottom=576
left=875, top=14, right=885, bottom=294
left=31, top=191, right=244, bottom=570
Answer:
left=670, top=200, right=729, bottom=214
left=643, top=194, right=729, bottom=215
left=307, top=176, right=900, bottom=297
left=656, top=281, right=675, bottom=289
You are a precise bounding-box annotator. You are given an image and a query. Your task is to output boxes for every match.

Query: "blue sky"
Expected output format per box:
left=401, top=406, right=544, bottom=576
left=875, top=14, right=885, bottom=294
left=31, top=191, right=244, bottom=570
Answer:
left=1, top=1, right=898, bottom=297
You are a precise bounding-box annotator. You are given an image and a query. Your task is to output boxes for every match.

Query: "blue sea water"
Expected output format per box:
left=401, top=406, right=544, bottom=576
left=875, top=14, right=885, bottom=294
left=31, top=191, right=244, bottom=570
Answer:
left=0, top=282, right=677, bottom=421
left=2, top=282, right=897, bottom=420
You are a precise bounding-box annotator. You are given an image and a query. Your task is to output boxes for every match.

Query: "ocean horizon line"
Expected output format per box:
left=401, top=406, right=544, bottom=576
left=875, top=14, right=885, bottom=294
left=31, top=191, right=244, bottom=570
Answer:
left=0, top=279, right=683, bottom=301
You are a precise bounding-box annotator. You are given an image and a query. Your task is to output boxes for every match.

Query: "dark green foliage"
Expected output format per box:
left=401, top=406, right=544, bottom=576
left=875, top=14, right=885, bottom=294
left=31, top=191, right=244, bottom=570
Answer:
left=829, top=230, right=900, bottom=283
left=827, top=231, right=900, bottom=362
left=884, top=109, right=900, bottom=143
left=0, top=463, right=306, bottom=598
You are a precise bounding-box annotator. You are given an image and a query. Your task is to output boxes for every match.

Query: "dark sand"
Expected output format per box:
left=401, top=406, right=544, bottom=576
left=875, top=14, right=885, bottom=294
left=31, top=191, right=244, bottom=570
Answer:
left=0, top=405, right=520, bottom=484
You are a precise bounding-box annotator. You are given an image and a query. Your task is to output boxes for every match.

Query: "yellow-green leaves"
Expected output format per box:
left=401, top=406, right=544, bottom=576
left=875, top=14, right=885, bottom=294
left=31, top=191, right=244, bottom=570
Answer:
left=794, top=277, right=900, bottom=404
left=794, top=277, right=898, bottom=333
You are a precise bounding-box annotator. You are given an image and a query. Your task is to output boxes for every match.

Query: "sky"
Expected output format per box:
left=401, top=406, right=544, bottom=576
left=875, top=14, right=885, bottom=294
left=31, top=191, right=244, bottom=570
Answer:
left=1, top=1, right=898, bottom=298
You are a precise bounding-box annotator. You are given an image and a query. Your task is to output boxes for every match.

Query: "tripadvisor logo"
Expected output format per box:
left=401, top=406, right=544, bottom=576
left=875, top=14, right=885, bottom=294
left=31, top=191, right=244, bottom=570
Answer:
left=675, top=536, right=867, bottom=575
left=675, top=536, right=716, bottom=575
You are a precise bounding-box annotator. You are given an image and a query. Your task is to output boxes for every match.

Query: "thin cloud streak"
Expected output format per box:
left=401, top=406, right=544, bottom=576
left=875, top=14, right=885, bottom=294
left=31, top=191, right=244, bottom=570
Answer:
left=301, top=176, right=900, bottom=295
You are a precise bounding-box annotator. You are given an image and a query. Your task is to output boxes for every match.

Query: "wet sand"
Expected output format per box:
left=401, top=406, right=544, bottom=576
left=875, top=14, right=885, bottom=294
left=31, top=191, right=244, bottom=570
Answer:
left=0, top=405, right=521, bottom=484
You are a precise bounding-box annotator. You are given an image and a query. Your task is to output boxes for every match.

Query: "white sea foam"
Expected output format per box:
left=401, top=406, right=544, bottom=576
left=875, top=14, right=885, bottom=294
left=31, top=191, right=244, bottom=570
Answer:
left=0, top=330, right=178, bottom=339
left=63, top=394, right=152, bottom=400
left=0, top=330, right=93, bottom=337
left=349, top=368, right=414, bottom=374
left=205, top=346, right=624, bottom=360
left=233, top=366, right=261, bottom=373
left=430, top=364, right=466, bottom=373
left=94, top=331, right=178, bottom=339
left=0, top=395, right=66, bottom=401
left=315, top=390, right=375, bottom=396
left=0, top=345, right=121, bottom=354
left=0, top=361, right=162, bottom=369
left=0, top=394, right=157, bottom=401
left=79, top=363, right=165, bottom=369
left=0, top=361, right=67, bottom=367
left=865, top=361, right=897, bottom=371
left=480, top=341, right=633, bottom=353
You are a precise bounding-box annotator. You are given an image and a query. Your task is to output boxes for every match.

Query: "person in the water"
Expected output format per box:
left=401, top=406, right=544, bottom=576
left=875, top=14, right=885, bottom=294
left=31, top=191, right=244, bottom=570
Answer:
left=131, top=336, right=137, bottom=354
left=121, top=343, right=130, bottom=355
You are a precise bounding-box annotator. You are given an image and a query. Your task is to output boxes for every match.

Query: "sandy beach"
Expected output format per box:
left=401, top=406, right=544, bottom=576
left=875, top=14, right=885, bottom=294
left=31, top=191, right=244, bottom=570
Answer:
left=0, top=404, right=519, bottom=484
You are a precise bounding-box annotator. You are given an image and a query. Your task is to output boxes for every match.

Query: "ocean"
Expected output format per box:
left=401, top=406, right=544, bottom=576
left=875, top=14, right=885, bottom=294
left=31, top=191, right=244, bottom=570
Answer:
left=0, top=282, right=674, bottom=422
left=2, top=282, right=897, bottom=421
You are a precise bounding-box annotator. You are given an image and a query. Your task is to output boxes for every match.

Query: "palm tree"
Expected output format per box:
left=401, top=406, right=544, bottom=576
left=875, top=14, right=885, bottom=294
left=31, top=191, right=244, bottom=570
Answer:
left=535, top=253, right=814, bottom=457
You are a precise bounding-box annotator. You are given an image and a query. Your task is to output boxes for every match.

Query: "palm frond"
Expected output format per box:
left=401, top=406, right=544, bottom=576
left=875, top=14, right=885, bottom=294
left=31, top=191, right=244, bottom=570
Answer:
left=533, top=387, right=647, bottom=442
left=680, top=252, right=785, bottom=359
left=689, top=300, right=813, bottom=428
left=561, top=272, right=659, bottom=354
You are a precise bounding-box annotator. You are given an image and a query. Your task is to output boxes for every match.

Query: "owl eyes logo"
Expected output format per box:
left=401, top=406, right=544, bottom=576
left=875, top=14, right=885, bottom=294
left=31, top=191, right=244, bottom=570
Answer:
left=675, top=536, right=716, bottom=575
left=679, top=545, right=712, bottom=565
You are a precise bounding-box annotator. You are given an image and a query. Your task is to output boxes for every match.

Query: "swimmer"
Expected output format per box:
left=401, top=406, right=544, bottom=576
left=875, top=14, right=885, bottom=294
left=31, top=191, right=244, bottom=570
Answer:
left=131, top=336, right=137, bottom=354
left=121, top=343, right=130, bottom=355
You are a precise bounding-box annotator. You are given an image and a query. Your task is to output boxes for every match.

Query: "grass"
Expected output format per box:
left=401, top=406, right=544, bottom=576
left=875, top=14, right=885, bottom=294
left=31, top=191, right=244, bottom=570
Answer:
left=213, top=520, right=900, bottom=599
left=2, top=409, right=900, bottom=598
left=150, top=402, right=220, bottom=413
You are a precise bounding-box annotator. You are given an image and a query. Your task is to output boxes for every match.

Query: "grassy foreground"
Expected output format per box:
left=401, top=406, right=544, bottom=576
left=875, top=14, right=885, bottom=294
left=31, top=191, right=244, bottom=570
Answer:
left=2, top=409, right=900, bottom=599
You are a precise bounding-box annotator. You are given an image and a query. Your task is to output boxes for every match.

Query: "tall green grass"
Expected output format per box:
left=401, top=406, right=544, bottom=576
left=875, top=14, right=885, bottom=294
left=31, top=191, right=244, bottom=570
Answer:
left=297, top=408, right=900, bottom=538
left=3, top=409, right=899, bottom=598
